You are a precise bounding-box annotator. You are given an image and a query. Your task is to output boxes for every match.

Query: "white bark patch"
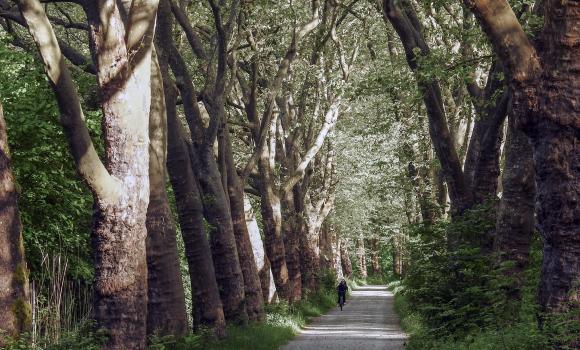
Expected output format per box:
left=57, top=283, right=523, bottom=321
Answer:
left=244, top=194, right=277, bottom=302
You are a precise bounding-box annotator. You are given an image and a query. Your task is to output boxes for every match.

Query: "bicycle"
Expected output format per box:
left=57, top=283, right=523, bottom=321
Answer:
left=338, top=293, right=345, bottom=311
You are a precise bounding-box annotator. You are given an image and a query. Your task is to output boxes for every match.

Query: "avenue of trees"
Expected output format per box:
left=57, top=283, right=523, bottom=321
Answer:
left=0, top=0, right=577, bottom=349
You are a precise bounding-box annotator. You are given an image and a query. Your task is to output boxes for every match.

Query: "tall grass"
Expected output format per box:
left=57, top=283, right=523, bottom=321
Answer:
left=2, top=268, right=340, bottom=350
left=2, top=254, right=94, bottom=350
left=30, top=254, right=92, bottom=344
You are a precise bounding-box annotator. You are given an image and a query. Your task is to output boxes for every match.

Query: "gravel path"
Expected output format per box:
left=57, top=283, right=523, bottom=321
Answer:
left=281, top=285, right=407, bottom=350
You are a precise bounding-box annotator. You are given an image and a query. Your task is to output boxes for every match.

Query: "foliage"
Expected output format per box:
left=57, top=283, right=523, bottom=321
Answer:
left=2, top=281, right=337, bottom=350
left=0, top=36, right=99, bottom=283
left=402, top=206, right=497, bottom=336
left=0, top=321, right=106, bottom=350
left=393, top=208, right=577, bottom=349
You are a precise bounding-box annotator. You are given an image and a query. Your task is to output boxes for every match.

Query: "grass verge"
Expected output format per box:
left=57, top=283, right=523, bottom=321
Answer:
left=149, top=288, right=337, bottom=350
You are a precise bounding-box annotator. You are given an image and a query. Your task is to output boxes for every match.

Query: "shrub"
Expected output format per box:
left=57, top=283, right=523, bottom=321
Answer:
left=394, top=204, right=570, bottom=349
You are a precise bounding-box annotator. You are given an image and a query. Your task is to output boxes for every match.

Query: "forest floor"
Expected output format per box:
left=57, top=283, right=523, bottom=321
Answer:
left=281, top=285, right=407, bottom=350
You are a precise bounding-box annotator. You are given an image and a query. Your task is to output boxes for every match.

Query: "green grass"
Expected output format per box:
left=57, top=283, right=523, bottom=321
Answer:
left=2, top=288, right=337, bottom=350
left=3, top=270, right=343, bottom=350
left=149, top=288, right=338, bottom=350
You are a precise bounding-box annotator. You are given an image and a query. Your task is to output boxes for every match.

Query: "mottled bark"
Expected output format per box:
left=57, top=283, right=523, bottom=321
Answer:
left=407, top=160, right=435, bottom=224
left=465, top=0, right=580, bottom=316
left=258, top=159, right=291, bottom=300
left=145, top=51, right=187, bottom=336
left=533, top=0, right=580, bottom=315
left=222, top=126, right=265, bottom=321
left=155, top=0, right=226, bottom=334
left=282, top=190, right=302, bottom=301
left=0, top=101, right=30, bottom=344
left=370, top=238, right=381, bottom=275
left=319, top=221, right=333, bottom=271
left=197, top=142, right=247, bottom=324
left=301, top=194, right=334, bottom=292
left=166, top=114, right=226, bottom=334
left=494, top=115, right=535, bottom=296
left=332, top=234, right=344, bottom=280
left=21, top=0, right=158, bottom=347
left=257, top=114, right=291, bottom=299
left=244, top=195, right=277, bottom=303
left=393, top=247, right=403, bottom=277
left=86, top=2, right=156, bottom=346
left=239, top=4, right=322, bottom=302
left=301, top=217, right=322, bottom=293
left=463, top=62, right=510, bottom=205
left=434, top=168, right=448, bottom=215
left=357, top=236, right=368, bottom=279
left=166, top=111, right=226, bottom=333
left=165, top=17, right=247, bottom=323
left=301, top=135, right=336, bottom=292
left=340, top=241, right=353, bottom=279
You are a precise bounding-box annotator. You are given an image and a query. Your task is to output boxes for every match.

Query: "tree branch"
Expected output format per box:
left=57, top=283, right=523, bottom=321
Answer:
left=241, top=0, right=321, bottom=180
left=463, top=0, right=540, bottom=85
left=170, top=0, right=206, bottom=59
left=282, top=102, right=340, bottom=195
left=17, top=0, right=119, bottom=200
left=0, top=9, right=96, bottom=73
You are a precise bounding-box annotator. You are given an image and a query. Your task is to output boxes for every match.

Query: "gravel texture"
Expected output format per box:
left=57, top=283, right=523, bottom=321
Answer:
left=281, top=285, right=407, bottom=350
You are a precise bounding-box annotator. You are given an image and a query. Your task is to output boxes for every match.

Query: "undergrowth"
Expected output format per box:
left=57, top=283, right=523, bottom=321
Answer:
left=2, top=271, right=339, bottom=350
left=390, top=204, right=579, bottom=350
left=149, top=269, right=338, bottom=350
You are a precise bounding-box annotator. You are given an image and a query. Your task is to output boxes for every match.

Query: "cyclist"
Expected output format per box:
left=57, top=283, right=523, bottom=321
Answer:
left=337, top=279, right=348, bottom=307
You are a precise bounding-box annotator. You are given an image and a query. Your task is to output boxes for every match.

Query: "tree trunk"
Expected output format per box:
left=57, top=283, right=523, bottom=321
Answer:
left=319, top=221, right=333, bottom=271
left=463, top=62, right=509, bottom=205
left=301, top=215, right=322, bottom=293
left=282, top=190, right=302, bottom=301
left=333, top=234, right=344, bottom=280
left=533, top=0, right=580, bottom=314
left=434, top=168, right=448, bottom=217
left=0, top=101, right=31, bottom=344
left=392, top=234, right=404, bottom=277
left=145, top=51, right=187, bottom=336
left=165, top=31, right=248, bottom=323
left=356, top=236, right=368, bottom=279
left=407, top=159, right=435, bottom=224
left=301, top=193, right=334, bottom=292
left=21, top=1, right=158, bottom=347
left=340, top=241, right=353, bottom=279
left=494, top=114, right=535, bottom=298
left=222, top=127, right=265, bottom=321
left=86, top=3, right=157, bottom=347
left=465, top=0, right=579, bottom=316
left=165, top=111, right=226, bottom=334
left=535, top=121, right=580, bottom=313
left=370, top=238, right=381, bottom=275
left=244, top=194, right=277, bottom=303
left=197, top=146, right=248, bottom=323
left=87, top=65, right=151, bottom=349
left=258, top=158, right=292, bottom=300
left=382, top=0, right=472, bottom=215
left=155, top=0, right=225, bottom=334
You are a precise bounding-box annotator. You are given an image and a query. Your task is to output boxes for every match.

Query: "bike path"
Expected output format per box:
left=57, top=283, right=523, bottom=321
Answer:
left=281, top=285, right=407, bottom=349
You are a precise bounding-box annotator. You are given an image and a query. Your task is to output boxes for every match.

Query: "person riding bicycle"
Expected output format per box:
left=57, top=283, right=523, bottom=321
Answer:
left=337, top=279, right=348, bottom=305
